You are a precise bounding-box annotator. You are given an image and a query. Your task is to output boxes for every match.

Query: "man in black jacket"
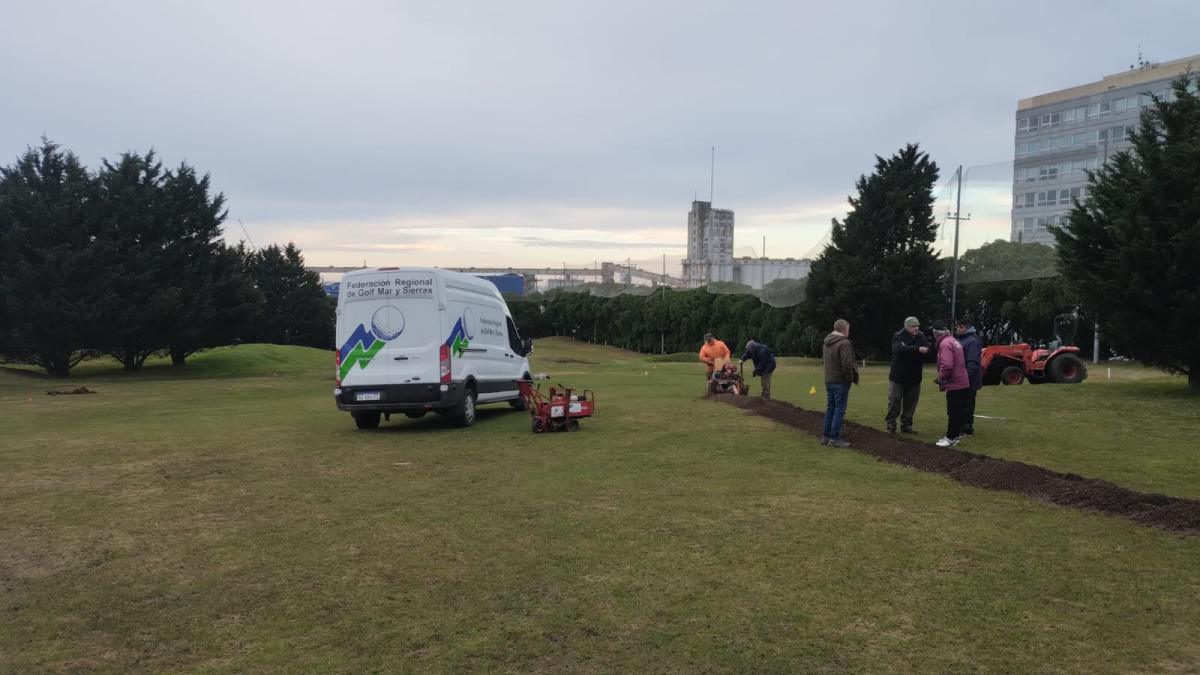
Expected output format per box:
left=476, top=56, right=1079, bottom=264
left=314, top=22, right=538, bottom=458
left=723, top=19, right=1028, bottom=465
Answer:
left=886, top=316, right=929, bottom=433
left=740, top=339, right=777, bottom=399
left=955, top=322, right=983, bottom=436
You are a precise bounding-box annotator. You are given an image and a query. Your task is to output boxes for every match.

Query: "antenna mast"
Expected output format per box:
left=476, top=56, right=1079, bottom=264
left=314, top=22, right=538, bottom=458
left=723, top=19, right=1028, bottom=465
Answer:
left=709, top=146, right=715, bottom=204
left=947, top=165, right=971, bottom=325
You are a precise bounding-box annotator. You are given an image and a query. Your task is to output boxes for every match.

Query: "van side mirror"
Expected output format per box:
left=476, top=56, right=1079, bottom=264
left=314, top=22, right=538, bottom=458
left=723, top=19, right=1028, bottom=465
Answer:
left=521, top=337, right=534, bottom=357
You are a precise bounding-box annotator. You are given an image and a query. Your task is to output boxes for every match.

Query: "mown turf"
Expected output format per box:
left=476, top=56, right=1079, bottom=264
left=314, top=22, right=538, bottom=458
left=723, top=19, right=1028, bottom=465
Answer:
left=1, top=339, right=1198, bottom=672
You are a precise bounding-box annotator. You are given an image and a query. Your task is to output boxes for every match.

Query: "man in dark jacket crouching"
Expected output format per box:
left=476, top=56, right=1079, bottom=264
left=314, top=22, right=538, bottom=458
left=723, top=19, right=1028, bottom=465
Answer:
left=886, top=316, right=929, bottom=433
left=740, top=339, right=777, bottom=399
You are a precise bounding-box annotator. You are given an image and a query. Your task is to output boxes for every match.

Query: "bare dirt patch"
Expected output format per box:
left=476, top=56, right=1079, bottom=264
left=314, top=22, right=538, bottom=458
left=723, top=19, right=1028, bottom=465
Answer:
left=716, top=396, right=1200, bottom=534
left=46, top=386, right=96, bottom=396
left=550, top=358, right=599, bottom=365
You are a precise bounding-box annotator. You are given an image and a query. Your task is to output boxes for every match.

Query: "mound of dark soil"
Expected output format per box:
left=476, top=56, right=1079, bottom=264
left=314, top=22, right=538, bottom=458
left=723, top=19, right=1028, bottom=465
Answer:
left=46, top=387, right=96, bottom=396
left=717, top=396, right=1200, bottom=535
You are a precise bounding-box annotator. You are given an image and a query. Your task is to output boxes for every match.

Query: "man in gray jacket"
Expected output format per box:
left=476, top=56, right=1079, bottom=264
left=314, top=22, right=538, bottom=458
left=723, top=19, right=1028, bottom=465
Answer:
left=821, top=319, right=858, bottom=448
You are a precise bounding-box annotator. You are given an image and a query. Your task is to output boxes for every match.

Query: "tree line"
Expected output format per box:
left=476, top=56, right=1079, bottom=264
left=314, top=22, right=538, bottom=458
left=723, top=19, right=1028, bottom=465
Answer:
left=508, top=241, right=1080, bottom=362
left=0, top=140, right=334, bottom=375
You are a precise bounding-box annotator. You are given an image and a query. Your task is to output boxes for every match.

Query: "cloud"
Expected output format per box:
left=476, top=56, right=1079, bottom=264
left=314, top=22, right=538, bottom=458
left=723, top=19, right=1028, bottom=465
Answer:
left=4, top=0, right=1199, bottom=268
left=515, top=237, right=685, bottom=249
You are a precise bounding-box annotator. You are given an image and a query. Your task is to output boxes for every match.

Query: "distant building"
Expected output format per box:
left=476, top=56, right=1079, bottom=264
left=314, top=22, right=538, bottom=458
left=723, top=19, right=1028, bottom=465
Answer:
left=682, top=200, right=735, bottom=287
left=680, top=200, right=811, bottom=289
left=733, top=257, right=810, bottom=288
left=545, top=277, right=586, bottom=291
left=1013, top=53, right=1200, bottom=245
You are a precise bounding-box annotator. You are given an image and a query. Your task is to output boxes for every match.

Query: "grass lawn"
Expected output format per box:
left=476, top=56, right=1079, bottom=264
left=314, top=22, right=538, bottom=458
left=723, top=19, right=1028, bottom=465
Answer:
left=2, top=339, right=1198, bottom=672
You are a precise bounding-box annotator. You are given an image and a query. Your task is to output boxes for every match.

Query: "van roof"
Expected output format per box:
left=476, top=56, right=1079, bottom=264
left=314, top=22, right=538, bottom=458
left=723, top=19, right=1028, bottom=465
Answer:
left=342, top=266, right=506, bottom=303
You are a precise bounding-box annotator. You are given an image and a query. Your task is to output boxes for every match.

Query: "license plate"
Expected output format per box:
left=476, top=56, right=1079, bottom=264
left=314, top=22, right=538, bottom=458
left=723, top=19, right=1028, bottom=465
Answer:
left=356, top=391, right=382, bottom=402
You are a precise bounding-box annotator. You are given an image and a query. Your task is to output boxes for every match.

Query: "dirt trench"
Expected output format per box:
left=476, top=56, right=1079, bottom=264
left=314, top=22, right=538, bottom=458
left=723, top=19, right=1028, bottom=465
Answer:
left=715, top=396, right=1200, bottom=535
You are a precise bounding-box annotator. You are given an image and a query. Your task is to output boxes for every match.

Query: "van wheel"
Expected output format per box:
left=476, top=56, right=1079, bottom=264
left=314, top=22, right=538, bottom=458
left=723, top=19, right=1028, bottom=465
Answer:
left=509, top=374, right=530, bottom=410
left=455, top=387, right=477, bottom=428
left=353, top=411, right=381, bottom=429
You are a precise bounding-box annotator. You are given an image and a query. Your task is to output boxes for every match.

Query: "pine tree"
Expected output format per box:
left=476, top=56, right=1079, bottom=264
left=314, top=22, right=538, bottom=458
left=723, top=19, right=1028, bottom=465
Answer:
left=246, top=243, right=335, bottom=348
left=0, top=139, right=103, bottom=376
left=804, top=144, right=943, bottom=356
left=92, top=151, right=174, bottom=371
left=1054, top=74, right=1200, bottom=391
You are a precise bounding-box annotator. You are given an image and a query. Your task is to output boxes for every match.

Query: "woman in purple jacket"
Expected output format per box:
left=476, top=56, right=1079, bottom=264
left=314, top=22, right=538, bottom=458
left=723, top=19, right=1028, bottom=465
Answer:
left=933, top=322, right=970, bottom=447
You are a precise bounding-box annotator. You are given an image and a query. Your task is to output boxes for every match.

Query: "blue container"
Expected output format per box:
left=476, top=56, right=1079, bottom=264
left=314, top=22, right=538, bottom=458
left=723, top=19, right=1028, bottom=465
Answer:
left=476, top=273, right=525, bottom=296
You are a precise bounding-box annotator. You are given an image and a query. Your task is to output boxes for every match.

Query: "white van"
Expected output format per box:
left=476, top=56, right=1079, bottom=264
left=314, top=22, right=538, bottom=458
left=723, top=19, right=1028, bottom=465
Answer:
left=333, top=267, right=533, bottom=428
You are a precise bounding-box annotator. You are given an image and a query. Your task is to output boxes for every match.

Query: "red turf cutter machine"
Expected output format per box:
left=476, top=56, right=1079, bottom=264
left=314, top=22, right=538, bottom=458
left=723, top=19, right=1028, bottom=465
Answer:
left=517, top=377, right=594, bottom=432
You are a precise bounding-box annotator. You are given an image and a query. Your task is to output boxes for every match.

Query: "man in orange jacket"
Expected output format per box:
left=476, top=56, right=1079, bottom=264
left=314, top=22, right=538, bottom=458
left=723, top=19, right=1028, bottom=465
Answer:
left=698, top=332, right=731, bottom=383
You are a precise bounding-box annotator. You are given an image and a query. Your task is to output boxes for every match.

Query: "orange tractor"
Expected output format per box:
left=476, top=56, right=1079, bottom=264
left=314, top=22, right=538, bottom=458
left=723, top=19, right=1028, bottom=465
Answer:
left=981, top=313, right=1089, bottom=386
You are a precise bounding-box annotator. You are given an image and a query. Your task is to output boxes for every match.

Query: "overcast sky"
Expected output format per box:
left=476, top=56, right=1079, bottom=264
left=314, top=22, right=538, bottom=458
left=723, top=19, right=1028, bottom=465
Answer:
left=3, top=1, right=1198, bottom=270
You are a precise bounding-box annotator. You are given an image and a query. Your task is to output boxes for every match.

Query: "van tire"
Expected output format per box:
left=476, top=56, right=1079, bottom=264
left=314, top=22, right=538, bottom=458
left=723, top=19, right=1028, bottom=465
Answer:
left=455, top=386, right=477, bottom=428
left=353, top=411, right=381, bottom=429
left=509, top=374, right=531, bottom=410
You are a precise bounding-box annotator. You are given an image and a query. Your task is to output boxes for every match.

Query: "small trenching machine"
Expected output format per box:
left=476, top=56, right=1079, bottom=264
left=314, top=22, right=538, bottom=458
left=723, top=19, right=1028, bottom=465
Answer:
left=517, top=376, right=595, bottom=433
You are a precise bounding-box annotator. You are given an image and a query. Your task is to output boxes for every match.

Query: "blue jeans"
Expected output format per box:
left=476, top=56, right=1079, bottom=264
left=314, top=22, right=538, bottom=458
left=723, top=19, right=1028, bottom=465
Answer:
left=824, top=383, right=850, bottom=439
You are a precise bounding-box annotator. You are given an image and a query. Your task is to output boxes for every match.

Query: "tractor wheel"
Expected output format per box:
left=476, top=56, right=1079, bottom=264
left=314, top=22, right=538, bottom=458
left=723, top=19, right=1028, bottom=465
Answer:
left=568, top=420, right=581, bottom=432
left=1000, top=366, right=1025, bottom=386
left=707, top=380, right=718, bottom=395
left=532, top=418, right=545, bottom=433
left=1050, top=353, right=1088, bottom=384
left=740, top=382, right=750, bottom=396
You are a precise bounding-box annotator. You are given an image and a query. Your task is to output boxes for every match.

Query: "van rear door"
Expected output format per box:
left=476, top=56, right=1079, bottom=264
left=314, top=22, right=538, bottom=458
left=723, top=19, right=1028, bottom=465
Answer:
left=337, top=270, right=440, bottom=390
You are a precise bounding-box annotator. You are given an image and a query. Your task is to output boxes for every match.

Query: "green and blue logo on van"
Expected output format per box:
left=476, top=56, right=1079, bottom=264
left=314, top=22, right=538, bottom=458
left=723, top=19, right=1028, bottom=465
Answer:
left=338, top=306, right=405, bottom=380
left=443, top=308, right=475, bottom=357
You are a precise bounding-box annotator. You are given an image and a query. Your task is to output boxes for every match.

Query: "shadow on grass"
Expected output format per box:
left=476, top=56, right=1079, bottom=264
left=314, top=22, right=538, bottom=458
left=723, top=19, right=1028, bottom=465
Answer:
left=339, top=406, right=521, bottom=435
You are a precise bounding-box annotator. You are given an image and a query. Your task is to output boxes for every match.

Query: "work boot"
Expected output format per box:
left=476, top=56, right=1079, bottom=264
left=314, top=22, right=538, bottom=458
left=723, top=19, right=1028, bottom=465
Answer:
left=886, top=423, right=896, bottom=434
left=827, top=438, right=850, bottom=448
left=901, top=426, right=916, bottom=434
left=819, top=436, right=829, bottom=445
